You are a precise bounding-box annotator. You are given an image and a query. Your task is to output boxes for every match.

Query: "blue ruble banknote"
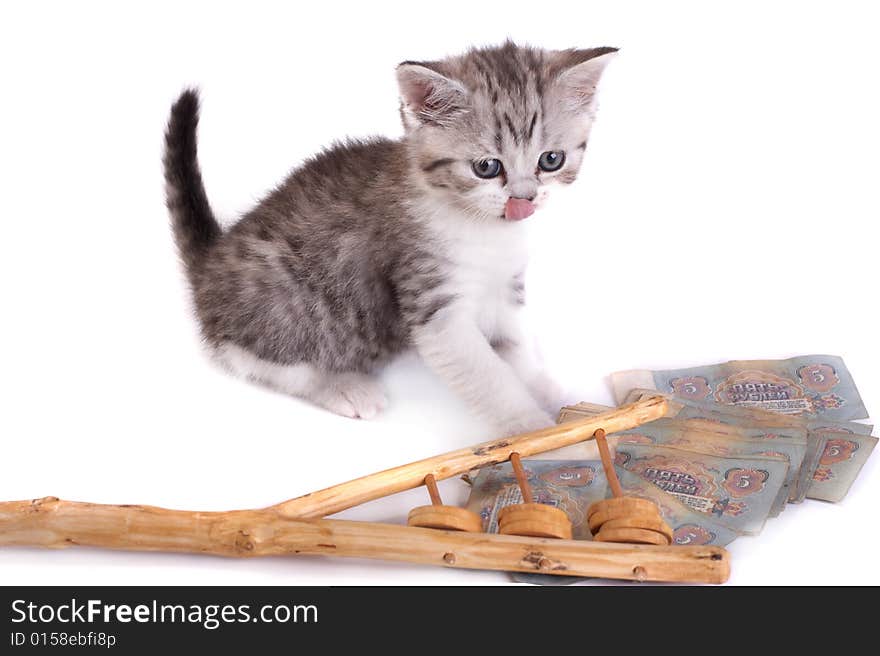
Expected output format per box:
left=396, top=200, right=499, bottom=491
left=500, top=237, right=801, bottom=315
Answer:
left=609, top=382, right=876, bottom=503
left=613, top=443, right=789, bottom=535
left=560, top=404, right=805, bottom=515
left=611, top=355, right=868, bottom=421
left=614, top=466, right=738, bottom=547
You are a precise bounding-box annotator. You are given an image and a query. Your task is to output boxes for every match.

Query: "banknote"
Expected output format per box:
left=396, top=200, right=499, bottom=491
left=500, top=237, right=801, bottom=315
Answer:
left=614, top=466, right=738, bottom=547
left=613, top=443, right=789, bottom=535
left=559, top=391, right=809, bottom=508
left=464, top=459, right=609, bottom=540
left=628, top=388, right=877, bottom=502
left=628, top=427, right=802, bottom=516
left=611, top=355, right=869, bottom=422
left=560, top=404, right=805, bottom=514
left=618, top=388, right=875, bottom=438
left=612, top=389, right=876, bottom=503
left=807, top=425, right=878, bottom=502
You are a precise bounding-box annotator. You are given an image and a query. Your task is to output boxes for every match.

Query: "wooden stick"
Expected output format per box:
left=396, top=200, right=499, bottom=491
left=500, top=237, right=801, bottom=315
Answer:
left=594, top=428, right=625, bottom=498
left=509, top=453, right=533, bottom=504
left=270, top=396, right=668, bottom=518
left=424, top=474, right=442, bottom=506
left=0, top=497, right=729, bottom=583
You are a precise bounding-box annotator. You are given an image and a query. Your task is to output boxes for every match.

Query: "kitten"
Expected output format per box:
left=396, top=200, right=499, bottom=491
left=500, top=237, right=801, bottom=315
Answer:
left=163, top=41, right=616, bottom=437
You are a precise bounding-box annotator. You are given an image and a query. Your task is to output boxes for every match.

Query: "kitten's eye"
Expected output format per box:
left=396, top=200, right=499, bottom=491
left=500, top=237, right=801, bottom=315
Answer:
left=472, top=158, right=503, bottom=179
left=538, top=151, right=566, bottom=172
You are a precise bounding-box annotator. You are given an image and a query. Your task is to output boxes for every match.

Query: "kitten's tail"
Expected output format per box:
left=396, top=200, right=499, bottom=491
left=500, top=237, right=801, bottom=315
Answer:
left=163, top=88, right=221, bottom=280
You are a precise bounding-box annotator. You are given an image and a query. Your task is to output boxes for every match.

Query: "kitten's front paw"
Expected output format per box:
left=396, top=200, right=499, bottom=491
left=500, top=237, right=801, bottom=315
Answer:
left=495, top=410, right=555, bottom=438
left=527, top=372, right=567, bottom=416
left=313, top=373, right=387, bottom=420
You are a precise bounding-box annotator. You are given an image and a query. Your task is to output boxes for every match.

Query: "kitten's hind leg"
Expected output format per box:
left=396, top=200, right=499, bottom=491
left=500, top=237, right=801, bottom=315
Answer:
left=214, top=343, right=387, bottom=419
left=308, top=371, right=387, bottom=420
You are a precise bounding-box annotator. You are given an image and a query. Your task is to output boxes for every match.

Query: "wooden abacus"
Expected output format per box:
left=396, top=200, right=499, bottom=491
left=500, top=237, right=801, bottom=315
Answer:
left=0, top=397, right=730, bottom=583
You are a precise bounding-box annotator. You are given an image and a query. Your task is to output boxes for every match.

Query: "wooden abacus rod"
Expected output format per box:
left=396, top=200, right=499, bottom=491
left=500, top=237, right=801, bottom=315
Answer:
left=594, top=428, right=625, bottom=498
left=424, top=474, right=443, bottom=506
left=498, top=451, right=573, bottom=539
left=269, top=396, right=668, bottom=519
left=508, top=453, right=533, bottom=504
left=0, top=497, right=729, bottom=583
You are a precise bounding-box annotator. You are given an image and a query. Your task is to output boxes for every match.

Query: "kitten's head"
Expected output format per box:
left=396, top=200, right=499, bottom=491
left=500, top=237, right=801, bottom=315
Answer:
left=397, top=41, right=617, bottom=222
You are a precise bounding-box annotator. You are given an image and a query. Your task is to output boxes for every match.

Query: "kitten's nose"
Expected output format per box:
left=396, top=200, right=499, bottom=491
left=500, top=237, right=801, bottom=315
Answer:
left=504, top=196, right=535, bottom=221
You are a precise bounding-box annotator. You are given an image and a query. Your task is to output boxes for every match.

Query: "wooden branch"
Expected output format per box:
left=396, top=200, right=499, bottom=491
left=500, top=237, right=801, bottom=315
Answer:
left=0, top=497, right=729, bottom=583
left=0, top=398, right=696, bottom=583
left=269, top=396, right=668, bottom=518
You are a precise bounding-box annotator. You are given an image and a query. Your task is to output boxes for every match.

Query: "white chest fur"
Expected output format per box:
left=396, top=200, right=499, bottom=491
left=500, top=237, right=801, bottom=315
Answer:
left=425, top=210, right=529, bottom=339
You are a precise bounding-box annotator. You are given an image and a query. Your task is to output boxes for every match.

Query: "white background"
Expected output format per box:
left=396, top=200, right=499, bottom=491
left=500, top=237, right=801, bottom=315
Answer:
left=1, top=0, right=877, bottom=586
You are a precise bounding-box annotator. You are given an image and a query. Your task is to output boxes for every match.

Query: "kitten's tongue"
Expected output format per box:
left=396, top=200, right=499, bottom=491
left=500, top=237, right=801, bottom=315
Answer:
left=504, top=198, right=535, bottom=221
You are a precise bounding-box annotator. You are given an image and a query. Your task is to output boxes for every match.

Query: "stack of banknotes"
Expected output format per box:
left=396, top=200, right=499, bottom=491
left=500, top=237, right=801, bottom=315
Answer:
left=465, top=354, right=875, bottom=582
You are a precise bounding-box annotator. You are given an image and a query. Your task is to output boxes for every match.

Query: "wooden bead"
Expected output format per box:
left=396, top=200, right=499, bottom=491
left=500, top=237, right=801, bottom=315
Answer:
left=598, top=516, right=673, bottom=542
left=587, top=497, right=662, bottom=534
left=498, top=503, right=573, bottom=540
left=594, top=526, right=670, bottom=546
left=407, top=505, right=483, bottom=533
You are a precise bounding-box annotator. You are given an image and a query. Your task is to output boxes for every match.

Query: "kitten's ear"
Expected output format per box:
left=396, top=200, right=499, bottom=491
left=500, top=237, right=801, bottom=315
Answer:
left=396, top=62, right=469, bottom=128
left=554, top=47, right=618, bottom=112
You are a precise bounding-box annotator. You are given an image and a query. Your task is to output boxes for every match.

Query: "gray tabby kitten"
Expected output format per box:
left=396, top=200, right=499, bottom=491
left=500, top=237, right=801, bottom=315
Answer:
left=163, top=41, right=616, bottom=437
